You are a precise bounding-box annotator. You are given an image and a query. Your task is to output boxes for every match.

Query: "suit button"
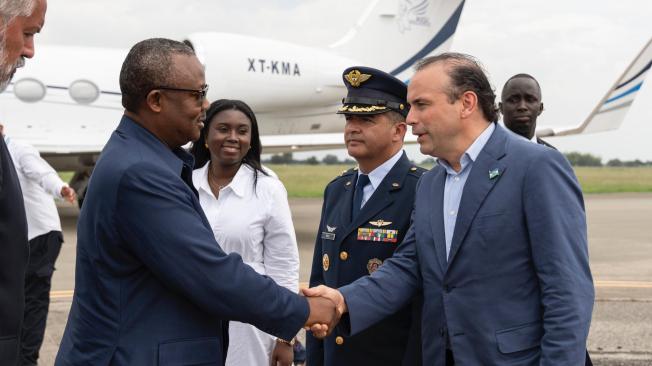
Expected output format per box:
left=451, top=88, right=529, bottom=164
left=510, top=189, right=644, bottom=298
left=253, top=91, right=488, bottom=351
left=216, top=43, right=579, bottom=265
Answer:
left=339, top=251, right=348, bottom=261
left=335, top=336, right=344, bottom=345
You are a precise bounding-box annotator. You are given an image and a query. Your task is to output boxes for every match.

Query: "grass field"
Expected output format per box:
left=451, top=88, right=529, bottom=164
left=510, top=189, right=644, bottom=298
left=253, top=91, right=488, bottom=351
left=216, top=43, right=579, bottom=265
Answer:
left=59, top=166, right=652, bottom=198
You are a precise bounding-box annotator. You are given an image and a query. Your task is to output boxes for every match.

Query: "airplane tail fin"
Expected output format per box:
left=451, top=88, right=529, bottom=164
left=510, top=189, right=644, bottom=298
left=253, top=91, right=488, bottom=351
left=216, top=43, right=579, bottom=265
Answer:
left=328, top=0, right=465, bottom=81
left=540, top=37, right=652, bottom=137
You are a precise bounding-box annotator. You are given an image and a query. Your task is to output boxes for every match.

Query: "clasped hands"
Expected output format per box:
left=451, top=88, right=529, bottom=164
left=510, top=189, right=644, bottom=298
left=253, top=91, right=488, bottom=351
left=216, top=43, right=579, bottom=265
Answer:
left=302, top=285, right=346, bottom=339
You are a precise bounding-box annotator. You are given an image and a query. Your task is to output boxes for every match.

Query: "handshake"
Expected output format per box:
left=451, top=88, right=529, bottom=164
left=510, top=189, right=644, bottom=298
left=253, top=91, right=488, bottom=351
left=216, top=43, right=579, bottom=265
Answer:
left=302, top=286, right=346, bottom=339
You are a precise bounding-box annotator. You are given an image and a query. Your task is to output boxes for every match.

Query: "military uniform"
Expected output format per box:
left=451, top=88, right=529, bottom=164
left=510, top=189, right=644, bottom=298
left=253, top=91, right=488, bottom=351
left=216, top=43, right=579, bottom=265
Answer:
left=307, top=66, right=424, bottom=366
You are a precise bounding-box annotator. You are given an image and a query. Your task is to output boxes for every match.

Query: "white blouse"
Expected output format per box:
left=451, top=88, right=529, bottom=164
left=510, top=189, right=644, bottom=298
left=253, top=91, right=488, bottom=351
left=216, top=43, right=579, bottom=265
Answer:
left=192, top=162, right=299, bottom=293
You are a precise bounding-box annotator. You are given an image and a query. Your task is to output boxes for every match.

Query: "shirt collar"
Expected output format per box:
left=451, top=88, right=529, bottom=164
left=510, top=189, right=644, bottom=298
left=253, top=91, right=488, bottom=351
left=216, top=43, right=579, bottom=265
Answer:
left=439, top=122, right=496, bottom=175
left=530, top=134, right=537, bottom=143
left=194, top=162, right=252, bottom=198
left=359, top=149, right=404, bottom=190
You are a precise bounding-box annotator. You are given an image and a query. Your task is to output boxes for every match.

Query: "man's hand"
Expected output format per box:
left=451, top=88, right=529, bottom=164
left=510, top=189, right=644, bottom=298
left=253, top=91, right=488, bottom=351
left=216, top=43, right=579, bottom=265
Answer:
left=270, top=339, right=293, bottom=366
left=305, top=295, right=339, bottom=338
left=302, top=285, right=347, bottom=317
left=302, top=286, right=347, bottom=338
left=60, top=185, right=76, bottom=204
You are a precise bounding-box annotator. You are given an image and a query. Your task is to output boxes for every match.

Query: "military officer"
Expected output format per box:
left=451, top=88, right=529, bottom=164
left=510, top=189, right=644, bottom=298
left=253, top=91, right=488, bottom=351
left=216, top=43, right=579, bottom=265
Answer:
left=307, top=66, right=425, bottom=366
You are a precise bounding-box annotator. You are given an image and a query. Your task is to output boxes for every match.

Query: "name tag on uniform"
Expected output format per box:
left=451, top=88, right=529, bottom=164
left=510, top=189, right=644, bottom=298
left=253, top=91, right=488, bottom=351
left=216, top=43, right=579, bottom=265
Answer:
left=357, top=228, right=398, bottom=243
left=321, top=232, right=336, bottom=240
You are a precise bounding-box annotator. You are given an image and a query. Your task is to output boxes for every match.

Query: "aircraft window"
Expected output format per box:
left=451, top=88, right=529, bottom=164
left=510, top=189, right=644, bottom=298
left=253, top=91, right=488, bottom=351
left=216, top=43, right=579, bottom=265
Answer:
left=69, top=79, right=100, bottom=104
left=14, top=78, right=46, bottom=103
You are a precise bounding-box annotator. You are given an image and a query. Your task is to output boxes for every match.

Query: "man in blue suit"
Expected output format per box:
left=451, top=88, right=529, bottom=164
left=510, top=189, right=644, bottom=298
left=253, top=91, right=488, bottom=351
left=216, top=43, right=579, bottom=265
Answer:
left=305, top=53, right=594, bottom=365
left=306, top=67, right=424, bottom=366
left=55, top=38, right=336, bottom=366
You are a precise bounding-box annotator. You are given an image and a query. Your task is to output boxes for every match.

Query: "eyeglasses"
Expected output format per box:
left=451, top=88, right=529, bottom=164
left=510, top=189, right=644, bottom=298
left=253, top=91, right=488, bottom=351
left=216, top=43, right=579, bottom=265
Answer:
left=153, top=84, right=209, bottom=102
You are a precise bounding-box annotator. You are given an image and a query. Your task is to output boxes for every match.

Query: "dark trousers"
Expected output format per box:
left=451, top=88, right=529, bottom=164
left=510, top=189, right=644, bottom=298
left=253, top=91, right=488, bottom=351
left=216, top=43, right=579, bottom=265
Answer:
left=20, top=231, right=62, bottom=366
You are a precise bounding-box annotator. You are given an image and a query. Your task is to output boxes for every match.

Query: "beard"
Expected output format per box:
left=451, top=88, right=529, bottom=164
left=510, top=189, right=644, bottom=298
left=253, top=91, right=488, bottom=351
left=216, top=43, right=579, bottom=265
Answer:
left=0, top=42, right=25, bottom=92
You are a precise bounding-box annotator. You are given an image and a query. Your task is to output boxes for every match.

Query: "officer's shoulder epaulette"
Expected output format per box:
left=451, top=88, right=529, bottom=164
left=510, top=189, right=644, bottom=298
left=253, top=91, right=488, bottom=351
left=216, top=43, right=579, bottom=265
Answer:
left=407, top=165, right=427, bottom=178
left=329, top=166, right=357, bottom=183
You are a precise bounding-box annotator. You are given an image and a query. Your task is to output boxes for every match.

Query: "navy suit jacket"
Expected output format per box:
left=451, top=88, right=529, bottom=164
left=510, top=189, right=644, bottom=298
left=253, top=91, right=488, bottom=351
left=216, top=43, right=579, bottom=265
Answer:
left=340, top=124, right=594, bottom=365
left=0, top=137, right=28, bottom=365
left=307, top=152, right=423, bottom=366
left=55, top=116, right=308, bottom=366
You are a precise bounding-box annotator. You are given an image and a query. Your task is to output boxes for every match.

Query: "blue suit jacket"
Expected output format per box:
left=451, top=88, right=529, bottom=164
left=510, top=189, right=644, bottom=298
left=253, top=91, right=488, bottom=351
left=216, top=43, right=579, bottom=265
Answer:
left=340, top=125, right=594, bottom=365
left=307, top=152, right=424, bottom=366
left=55, top=116, right=308, bottom=366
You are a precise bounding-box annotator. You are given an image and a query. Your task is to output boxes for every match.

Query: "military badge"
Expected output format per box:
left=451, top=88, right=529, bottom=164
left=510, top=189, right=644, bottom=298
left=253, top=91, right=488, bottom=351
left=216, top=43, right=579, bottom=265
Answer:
left=369, top=219, right=392, bottom=227
left=367, top=258, right=383, bottom=274
left=489, top=168, right=501, bottom=180
left=321, top=225, right=336, bottom=240
left=344, top=69, right=372, bottom=87
left=322, top=253, right=330, bottom=271
left=357, top=227, right=398, bottom=243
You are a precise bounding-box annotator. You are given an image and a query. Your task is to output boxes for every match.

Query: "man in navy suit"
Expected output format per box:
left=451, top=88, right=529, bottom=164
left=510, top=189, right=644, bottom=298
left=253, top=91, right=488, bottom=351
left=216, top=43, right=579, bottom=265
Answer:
left=306, top=53, right=594, bottom=365
left=0, top=1, right=47, bottom=364
left=306, top=66, right=424, bottom=366
left=55, top=38, right=336, bottom=366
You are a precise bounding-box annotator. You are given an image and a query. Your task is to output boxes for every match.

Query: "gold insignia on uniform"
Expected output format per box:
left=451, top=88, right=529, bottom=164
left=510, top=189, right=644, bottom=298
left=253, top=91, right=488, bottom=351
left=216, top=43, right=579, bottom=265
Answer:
left=369, top=219, right=392, bottom=227
left=345, top=181, right=352, bottom=186
left=400, top=104, right=405, bottom=110
left=367, top=258, right=383, bottom=274
left=326, top=225, right=337, bottom=233
left=323, top=253, right=330, bottom=271
left=344, top=69, right=372, bottom=87
left=392, top=182, right=400, bottom=188
left=410, top=167, right=417, bottom=172
left=338, top=105, right=388, bottom=113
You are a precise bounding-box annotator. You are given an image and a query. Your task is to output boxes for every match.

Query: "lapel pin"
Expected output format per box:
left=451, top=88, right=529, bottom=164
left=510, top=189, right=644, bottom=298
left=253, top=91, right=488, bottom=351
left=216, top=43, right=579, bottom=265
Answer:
left=489, top=168, right=500, bottom=180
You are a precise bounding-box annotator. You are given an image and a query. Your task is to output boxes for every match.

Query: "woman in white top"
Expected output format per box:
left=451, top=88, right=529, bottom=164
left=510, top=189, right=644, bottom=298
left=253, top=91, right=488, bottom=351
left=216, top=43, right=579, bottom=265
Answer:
left=190, top=99, right=299, bottom=366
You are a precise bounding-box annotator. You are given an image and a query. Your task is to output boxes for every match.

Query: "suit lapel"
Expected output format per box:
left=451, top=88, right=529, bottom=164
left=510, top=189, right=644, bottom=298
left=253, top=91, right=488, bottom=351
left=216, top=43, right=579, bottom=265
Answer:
left=334, top=174, right=356, bottom=248
left=429, top=167, right=448, bottom=273
left=447, top=126, right=508, bottom=267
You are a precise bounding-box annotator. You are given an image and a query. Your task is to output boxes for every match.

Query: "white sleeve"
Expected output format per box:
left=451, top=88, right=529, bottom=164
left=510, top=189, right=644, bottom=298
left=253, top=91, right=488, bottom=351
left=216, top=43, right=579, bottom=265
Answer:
left=16, top=143, right=66, bottom=198
left=261, top=179, right=300, bottom=293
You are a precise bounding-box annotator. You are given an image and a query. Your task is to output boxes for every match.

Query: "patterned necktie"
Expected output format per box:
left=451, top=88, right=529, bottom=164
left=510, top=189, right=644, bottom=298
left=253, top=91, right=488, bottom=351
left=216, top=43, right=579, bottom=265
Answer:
left=352, top=174, right=370, bottom=219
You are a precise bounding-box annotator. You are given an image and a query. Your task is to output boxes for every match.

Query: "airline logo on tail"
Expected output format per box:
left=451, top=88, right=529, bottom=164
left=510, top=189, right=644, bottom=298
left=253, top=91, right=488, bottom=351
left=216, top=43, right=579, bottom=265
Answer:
left=398, top=0, right=431, bottom=33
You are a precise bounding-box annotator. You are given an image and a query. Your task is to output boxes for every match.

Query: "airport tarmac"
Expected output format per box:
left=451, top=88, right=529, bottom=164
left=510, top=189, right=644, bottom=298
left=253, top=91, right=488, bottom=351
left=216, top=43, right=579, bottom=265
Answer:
left=40, top=193, right=652, bottom=365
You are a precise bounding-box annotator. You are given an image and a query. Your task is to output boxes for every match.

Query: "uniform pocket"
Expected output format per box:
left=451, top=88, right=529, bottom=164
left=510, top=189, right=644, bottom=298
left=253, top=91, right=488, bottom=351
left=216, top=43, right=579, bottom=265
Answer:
left=158, top=337, right=222, bottom=366
left=495, top=321, right=542, bottom=354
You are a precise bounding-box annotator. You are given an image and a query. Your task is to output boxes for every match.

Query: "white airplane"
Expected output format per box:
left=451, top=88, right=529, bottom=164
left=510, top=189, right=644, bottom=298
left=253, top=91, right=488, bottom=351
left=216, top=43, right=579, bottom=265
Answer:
left=0, top=0, right=650, bottom=200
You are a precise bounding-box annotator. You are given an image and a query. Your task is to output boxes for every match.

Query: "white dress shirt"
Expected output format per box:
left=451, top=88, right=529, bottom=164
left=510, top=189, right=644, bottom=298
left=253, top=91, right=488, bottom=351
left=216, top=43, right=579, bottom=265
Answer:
left=356, top=149, right=404, bottom=208
left=193, top=162, right=299, bottom=366
left=5, top=136, right=65, bottom=240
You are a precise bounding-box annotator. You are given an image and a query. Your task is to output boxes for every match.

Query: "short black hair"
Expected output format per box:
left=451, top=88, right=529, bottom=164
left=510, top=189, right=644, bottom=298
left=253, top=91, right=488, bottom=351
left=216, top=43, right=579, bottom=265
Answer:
left=416, top=53, right=499, bottom=123
left=502, top=73, right=542, bottom=97
left=119, top=38, right=195, bottom=112
left=190, top=99, right=268, bottom=189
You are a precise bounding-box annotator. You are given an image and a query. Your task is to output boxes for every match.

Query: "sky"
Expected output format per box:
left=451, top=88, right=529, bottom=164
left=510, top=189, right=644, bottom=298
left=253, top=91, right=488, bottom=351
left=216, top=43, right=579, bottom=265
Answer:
left=35, top=0, right=652, bottom=162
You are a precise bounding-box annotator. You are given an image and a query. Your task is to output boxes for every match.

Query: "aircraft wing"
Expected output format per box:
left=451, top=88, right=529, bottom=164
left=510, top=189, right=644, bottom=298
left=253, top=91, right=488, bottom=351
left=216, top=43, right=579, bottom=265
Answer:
left=537, top=37, right=652, bottom=138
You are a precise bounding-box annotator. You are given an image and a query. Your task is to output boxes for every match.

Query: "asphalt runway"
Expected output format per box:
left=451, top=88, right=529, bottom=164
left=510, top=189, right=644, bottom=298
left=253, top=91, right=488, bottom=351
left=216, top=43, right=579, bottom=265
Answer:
left=40, top=193, right=652, bottom=365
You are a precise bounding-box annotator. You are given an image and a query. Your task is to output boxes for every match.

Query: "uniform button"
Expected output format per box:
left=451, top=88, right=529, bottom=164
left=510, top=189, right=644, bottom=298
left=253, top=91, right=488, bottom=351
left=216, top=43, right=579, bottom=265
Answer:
left=335, top=336, right=344, bottom=345
left=339, top=251, right=348, bottom=261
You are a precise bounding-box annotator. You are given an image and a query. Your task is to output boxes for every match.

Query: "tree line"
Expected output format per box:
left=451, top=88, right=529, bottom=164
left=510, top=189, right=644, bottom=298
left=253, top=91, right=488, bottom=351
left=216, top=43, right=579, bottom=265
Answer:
left=264, top=152, right=652, bottom=167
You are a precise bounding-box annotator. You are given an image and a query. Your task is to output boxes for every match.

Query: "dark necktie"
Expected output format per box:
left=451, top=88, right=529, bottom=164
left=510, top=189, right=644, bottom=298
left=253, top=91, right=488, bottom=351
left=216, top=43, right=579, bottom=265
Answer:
left=352, top=174, right=370, bottom=219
